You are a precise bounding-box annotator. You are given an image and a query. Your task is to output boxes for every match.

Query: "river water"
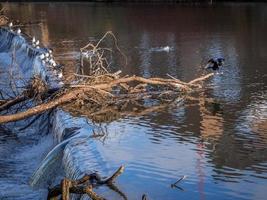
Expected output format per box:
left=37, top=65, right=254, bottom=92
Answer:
left=1, top=2, right=267, bottom=200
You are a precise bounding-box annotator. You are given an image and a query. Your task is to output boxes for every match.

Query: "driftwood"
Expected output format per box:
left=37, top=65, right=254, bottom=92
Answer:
left=47, top=166, right=125, bottom=200
left=0, top=94, right=27, bottom=112
left=0, top=3, right=8, bottom=26
left=0, top=15, right=8, bottom=26
left=0, top=24, right=214, bottom=124
left=0, top=73, right=213, bottom=124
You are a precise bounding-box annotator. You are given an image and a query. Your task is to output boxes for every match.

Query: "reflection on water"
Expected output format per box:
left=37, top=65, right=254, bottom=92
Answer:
left=2, top=2, right=267, bottom=200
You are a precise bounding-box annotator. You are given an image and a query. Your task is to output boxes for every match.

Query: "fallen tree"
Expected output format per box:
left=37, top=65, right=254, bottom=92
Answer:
left=0, top=30, right=214, bottom=124
left=47, top=166, right=125, bottom=200
left=0, top=14, right=215, bottom=200
left=0, top=72, right=213, bottom=124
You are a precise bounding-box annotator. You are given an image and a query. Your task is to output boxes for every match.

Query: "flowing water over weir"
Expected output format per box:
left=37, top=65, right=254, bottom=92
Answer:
left=0, top=28, right=101, bottom=199
left=0, top=27, right=118, bottom=199
left=0, top=28, right=56, bottom=199
left=1, top=3, right=267, bottom=200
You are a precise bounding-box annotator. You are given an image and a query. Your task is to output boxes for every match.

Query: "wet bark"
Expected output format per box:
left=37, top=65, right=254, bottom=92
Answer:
left=0, top=73, right=213, bottom=124
left=47, top=166, right=125, bottom=200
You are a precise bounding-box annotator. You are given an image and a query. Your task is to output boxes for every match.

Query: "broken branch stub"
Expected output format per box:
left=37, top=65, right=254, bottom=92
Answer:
left=47, top=165, right=124, bottom=200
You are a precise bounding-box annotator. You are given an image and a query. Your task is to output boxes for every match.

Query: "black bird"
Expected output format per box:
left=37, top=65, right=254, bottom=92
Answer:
left=205, top=58, right=225, bottom=71
left=142, top=194, right=148, bottom=200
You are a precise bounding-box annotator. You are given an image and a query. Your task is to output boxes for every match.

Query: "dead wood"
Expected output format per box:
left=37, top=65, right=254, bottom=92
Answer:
left=47, top=166, right=125, bottom=200
left=0, top=18, right=218, bottom=200
left=0, top=75, right=48, bottom=113
left=0, top=72, right=213, bottom=124
left=0, top=94, right=27, bottom=112
left=0, top=3, right=8, bottom=26
left=0, top=15, right=8, bottom=26
left=0, top=29, right=214, bottom=125
left=188, top=73, right=214, bottom=84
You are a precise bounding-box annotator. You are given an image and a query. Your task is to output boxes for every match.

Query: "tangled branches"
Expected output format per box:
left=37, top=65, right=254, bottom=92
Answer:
left=0, top=22, right=214, bottom=200
left=66, top=72, right=213, bottom=122
left=0, top=72, right=213, bottom=124
left=0, top=30, right=214, bottom=124
left=0, top=3, right=8, bottom=26
left=78, top=31, right=127, bottom=76
left=48, top=166, right=125, bottom=200
left=0, top=75, right=48, bottom=112
left=0, top=14, right=8, bottom=26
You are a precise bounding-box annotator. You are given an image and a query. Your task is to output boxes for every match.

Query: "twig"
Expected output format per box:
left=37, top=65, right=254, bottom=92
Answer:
left=0, top=95, right=27, bottom=112
left=102, top=165, right=125, bottom=184
left=171, top=175, right=187, bottom=187
left=0, top=72, right=213, bottom=124
left=188, top=73, right=214, bottom=84
left=47, top=166, right=124, bottom=200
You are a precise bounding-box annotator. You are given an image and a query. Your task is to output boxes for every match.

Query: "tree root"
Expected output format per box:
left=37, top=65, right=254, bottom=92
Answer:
left=47, top=166, right=125, bottom=200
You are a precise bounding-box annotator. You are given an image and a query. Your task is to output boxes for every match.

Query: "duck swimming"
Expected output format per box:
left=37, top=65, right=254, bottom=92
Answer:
left=205, top=58, right=225, bottom=70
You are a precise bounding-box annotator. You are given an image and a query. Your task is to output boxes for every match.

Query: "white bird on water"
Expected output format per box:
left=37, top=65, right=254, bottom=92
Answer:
left=16, top=28, right=21, bottom=35
left=32, top=37, right=36, bottom=47
left=49, top=58, right=54, bottom=65
left=39, top=54, right=45, bottom=60
left=35, top=40, right=40, bottom=49
left=32, top=37, right=40, bottom=49
left=52, top=60, right=57, bottom=67
left=150, top=46, right=171, bottom=53
left=8, top=22, right=13, bottom=30
left=39, top=54, right=46, bottom=65
left=48, top=50, right=53, bottom=59
left=48, top=59, right=57, bottom=68
left=163, top=46, right=170, bottom=52
left=58, top=72, right=63, bottom=79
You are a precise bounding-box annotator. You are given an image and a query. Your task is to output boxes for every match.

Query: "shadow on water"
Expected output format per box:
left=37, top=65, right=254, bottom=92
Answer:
left=0, top=2, right=267, bottom=200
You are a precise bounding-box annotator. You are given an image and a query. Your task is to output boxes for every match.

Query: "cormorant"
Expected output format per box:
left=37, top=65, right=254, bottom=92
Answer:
left=205, top=58, right=225, bottom=71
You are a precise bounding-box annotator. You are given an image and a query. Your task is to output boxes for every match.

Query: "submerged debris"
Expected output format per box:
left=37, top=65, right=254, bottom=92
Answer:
left=47, top=166, right=125, bottom=200
left=171, top=175, right=187, bottom=188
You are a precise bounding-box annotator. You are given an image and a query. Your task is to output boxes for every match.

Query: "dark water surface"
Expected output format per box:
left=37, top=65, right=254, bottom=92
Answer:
left=2, top=2, right=267, bottom=200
